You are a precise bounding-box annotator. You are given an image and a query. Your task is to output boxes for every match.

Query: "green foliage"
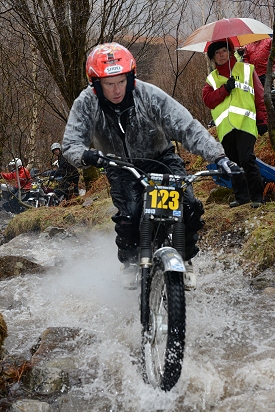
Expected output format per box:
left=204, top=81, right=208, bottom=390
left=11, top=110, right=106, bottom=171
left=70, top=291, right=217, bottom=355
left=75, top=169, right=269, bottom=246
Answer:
left=241, top=204, right=275, bottom=271
left=201, top=200, right=275, bottom=276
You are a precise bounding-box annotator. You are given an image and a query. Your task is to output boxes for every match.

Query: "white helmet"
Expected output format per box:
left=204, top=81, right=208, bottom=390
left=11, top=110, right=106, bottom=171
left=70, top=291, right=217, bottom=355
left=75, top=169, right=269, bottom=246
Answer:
left=51, top=142, right=61, bottom=152
left=8, top=158, right=22, bottom=168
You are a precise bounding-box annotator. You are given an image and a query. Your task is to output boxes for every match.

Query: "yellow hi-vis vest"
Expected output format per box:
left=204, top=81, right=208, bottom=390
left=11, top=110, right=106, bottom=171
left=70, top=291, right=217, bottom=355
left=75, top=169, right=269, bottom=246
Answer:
left=206, top=62, right=258, bottom=142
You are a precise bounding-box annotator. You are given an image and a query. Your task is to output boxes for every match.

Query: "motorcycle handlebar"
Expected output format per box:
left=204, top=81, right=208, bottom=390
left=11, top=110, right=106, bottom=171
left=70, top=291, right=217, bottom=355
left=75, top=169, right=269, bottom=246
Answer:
left=99, top=154, right=244, bottom=187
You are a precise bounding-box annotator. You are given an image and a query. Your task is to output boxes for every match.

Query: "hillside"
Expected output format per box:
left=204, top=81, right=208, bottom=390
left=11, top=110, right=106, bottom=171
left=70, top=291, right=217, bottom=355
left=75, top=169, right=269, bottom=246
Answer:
left=2, top=132, right=275, bottom=290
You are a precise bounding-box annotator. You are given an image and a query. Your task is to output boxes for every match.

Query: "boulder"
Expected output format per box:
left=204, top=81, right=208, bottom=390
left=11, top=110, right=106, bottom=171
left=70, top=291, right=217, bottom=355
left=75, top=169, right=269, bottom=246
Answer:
left=0, top=255, right=44, bottom=279
left=23, top=327, right=99, bottom=395
left=10, top=399, right=51, bottom=411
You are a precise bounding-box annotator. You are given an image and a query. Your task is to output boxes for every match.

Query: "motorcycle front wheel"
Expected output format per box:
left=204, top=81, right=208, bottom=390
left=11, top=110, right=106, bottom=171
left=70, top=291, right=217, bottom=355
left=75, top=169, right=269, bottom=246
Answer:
left=142, top=267, right=185, bottom=391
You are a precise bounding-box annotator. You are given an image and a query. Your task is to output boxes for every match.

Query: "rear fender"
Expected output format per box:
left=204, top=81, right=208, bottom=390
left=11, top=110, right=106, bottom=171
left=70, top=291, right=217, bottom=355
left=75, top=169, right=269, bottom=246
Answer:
left=153, top=247, right=185, bottom=273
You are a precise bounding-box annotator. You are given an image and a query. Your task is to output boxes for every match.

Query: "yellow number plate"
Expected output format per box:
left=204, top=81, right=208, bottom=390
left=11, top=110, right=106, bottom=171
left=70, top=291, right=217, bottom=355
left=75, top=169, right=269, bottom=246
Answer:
left=144, top=187, right=183, bottom=217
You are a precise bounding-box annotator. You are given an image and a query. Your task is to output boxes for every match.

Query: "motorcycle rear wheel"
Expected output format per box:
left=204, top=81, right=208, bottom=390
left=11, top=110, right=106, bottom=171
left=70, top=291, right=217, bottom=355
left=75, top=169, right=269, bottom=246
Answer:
left=142, top=266, right=185, bottom=391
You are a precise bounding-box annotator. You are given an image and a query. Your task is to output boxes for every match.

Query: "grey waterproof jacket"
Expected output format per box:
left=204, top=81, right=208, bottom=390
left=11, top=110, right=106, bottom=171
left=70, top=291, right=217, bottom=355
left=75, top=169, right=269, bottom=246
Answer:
left=62, top=79, right=225, bottom=168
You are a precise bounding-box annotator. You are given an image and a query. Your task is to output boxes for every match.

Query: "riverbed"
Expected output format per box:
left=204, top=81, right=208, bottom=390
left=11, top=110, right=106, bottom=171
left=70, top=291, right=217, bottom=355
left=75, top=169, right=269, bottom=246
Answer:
left=1, top=230, right=275, bottom=411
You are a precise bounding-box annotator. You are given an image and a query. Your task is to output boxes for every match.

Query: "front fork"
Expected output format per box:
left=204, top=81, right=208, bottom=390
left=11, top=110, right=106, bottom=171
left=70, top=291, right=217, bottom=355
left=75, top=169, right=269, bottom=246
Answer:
left=139, top=216, right=153, bottom=328
left=139, top=215, right=185, bottom=329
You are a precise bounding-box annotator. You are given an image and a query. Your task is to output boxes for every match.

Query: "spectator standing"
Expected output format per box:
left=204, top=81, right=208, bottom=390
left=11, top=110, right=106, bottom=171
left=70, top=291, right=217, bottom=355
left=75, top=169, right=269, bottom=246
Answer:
left=243, top=38, right=274, bottom=87
left=50, top=142, right=80, bottom=199
left=202, top=40, right=268, bottom=208
left=1, top=158, right=32, bottom=213
left=1, top=158, right=32, bottom=191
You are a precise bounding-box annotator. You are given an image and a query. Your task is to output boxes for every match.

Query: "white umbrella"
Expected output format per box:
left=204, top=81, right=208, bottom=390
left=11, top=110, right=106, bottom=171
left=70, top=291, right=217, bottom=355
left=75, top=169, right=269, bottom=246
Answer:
left=178, top=18, right=273, bottom=52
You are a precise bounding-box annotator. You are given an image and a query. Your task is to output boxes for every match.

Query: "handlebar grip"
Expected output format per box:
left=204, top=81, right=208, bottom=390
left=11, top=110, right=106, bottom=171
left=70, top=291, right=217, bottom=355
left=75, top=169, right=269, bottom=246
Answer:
left=100, top=155, right=133, bottom=168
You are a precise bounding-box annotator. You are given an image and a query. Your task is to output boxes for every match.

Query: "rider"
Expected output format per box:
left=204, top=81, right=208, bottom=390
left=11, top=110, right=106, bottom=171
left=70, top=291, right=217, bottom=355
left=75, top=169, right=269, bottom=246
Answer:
left=1, top=158, right=32, bottom=213
left=62, top=42, right=241, bottom=290
left=50, top=142, right=80, bottom=200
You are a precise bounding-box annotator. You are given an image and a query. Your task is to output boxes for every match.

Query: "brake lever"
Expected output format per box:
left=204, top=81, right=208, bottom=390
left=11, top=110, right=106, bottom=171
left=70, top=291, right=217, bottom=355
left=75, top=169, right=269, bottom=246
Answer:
left=100, top=155, right=133, bottom=168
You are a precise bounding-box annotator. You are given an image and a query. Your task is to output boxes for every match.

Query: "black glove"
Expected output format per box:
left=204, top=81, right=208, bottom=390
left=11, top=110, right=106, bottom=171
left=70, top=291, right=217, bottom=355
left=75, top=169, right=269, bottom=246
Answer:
left=215, top=156, right=242, bottom=177
left=81, top=149, right=104, bottom=167
left=257, top=124, right=268, bottom=136
left=224, top=76, right=235, bottom=93
left=237, top=48, right=245, bottom=57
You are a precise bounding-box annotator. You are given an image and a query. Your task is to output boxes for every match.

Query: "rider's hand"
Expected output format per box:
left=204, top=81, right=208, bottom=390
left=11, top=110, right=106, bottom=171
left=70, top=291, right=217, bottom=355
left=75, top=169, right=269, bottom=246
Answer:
left=257, top=124, right=268, bottom=136
left=81, top=150, right=104, bottom=167
left=215, top=156, right=242, bottom=177
left=224, top=76, right=235, bottom=93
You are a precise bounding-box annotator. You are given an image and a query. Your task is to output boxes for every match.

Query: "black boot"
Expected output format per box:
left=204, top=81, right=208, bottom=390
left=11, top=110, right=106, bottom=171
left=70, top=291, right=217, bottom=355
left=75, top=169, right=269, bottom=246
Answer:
left=118, top=248, right=139, bottom=290
left=118, top=247, right=139, bottom=266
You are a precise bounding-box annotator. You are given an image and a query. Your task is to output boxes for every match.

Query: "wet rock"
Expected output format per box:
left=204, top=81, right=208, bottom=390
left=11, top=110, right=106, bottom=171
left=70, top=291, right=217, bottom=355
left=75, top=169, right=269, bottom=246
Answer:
left=10, top=399, right=51, bottom=411
left=0, top=313, right=8, bottom=358
left=0, top=255, right=44, bottom=279
left=30, top=327, right=81, bottom=365
left=0, top=231, right=81, bottom=269
left=262, top=286, right=275, bottom=295
left=55, top=391, right=113, bottom=412
left=42, top=226, right=68, bottom=238
left=23, top=366, right=69, bottom=395
left=23, top=327, right=99, bottom=396
left=250, top=273, right=275, bottom=291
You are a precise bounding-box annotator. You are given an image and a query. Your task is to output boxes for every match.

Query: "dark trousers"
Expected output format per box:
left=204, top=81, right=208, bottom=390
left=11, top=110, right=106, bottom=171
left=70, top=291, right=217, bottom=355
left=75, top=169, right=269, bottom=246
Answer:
left=106, top=147, right=204, bottom=263
left=222, top=130, right=263, bottom=203
left=3, top=187, right=29, bottom=214
left=58, top=177, right=79, bottom=200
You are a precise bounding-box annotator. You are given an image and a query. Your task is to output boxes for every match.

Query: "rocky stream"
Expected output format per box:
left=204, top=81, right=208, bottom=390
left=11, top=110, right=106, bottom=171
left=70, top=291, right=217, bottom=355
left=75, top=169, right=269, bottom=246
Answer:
left=0, top=207, right=275, bottom=412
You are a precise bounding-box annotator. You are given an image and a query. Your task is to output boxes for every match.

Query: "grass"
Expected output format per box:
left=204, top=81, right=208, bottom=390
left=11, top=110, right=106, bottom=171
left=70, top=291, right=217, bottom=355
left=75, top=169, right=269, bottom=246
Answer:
left=3, top=174, right=113, bottom=239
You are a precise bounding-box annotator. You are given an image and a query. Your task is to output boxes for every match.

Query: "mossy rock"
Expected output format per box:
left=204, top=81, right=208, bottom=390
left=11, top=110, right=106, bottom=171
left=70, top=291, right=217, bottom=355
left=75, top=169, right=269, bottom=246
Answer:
left=0, top=256, right=44, bottom=279
left=206, top=186, right=234, bottom=204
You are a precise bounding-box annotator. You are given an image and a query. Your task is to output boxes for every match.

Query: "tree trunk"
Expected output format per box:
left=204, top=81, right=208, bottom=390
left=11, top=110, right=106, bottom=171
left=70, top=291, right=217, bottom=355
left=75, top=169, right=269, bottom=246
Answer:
left=27, top=37, right=38, bottom=171
left=264, top=19, right=275, bottom=154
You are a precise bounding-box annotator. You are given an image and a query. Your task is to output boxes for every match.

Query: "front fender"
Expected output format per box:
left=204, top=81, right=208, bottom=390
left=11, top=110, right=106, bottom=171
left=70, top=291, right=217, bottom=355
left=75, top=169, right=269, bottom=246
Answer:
left=153, top=247, right=185, bottom=273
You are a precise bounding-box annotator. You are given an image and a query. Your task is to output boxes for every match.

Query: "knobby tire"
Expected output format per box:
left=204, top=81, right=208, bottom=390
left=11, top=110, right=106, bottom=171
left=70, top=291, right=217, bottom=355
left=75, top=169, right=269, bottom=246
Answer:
left=142, top=266, right=186, bottom=391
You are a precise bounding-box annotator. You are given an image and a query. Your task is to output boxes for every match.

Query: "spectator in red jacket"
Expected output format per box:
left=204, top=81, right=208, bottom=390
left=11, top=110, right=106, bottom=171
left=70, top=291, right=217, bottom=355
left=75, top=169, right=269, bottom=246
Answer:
left=1, top=158, right=32, bottom=190
left=243, top=38, right=275, bottom=87
left=202, top=40, right=267, bottom=208
left=1, top=157, right=32, bottom=213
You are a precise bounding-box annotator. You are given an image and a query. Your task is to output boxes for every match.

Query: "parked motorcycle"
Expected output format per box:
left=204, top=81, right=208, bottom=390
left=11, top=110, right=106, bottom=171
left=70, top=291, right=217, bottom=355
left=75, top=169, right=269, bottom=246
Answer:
left=0, top=177, right=64, bottom=213
left=26, top=177, right=64, bottom=208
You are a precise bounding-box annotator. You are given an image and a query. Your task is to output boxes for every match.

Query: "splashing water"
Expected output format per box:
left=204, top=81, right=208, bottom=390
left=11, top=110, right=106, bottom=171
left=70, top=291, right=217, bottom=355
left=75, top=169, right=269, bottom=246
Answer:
left=1, top=231, right=275, bottom=411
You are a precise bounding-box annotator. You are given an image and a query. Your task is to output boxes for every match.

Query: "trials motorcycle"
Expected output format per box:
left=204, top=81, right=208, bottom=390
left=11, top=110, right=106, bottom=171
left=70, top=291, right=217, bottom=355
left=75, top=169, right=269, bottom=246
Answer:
left=26, top=177, right=64, bottom=208
left=99, top=154, right=240, bottom=391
